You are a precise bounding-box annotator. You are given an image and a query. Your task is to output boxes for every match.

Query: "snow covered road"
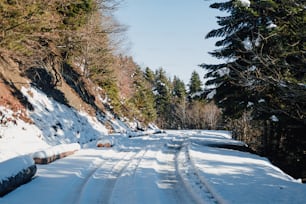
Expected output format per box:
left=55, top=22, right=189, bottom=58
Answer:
left=1, top=134, right=197, bottom=204
left=1, top=130, right=305, bottom=204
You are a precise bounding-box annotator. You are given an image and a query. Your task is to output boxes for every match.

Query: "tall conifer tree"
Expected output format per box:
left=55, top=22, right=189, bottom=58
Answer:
left=201, top=0, right=305, bottom=179
left=153, top=68, right=172, bottom=128
left=201, top=0, right=305, bottom=122
left=188, top=71, right=203, bottom=100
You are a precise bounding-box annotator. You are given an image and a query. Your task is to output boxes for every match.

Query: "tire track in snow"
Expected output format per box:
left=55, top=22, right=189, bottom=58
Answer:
left=110, top=145, right=166, bottom=204
left=111, top=136, right=197, bottom=204
left=105, top=148, right=148, bottom=203
left=176, top=142, right=219, bottom=204
left=75, top=149, right=139, bottom=204
left=77, top=158, right=108, bottom=191
left=157, top=144, right=197, bottom=204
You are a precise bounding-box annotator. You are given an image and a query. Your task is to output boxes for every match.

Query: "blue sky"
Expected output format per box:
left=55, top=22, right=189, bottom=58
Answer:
left=115, top=0, right=223, bottom=83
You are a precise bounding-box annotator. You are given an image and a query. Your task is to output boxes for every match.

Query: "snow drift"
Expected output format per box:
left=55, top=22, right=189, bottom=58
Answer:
left=0, top=155, right=36, bottom=197
left=32, top=143, right=80, bottom=164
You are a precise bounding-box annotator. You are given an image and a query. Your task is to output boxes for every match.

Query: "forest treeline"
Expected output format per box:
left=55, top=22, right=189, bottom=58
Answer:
left=0, top=0, right=220, bottom=129
left=0, top=0, right=305, bottom=180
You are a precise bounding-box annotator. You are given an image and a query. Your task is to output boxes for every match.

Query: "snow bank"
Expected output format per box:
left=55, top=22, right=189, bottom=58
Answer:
left=0, top=155, right=34, bottom=180
left=32, top=143, right=80, bottom=164
left=127, top=129, right=163, bottom=138
left=110, top=118, right=130, bottom=133
left=32, top=143, right=80, bottom=159
left=0, top=155, right=36, bottom=196
left=21, top=86, right=108, bottom=145
left=0, top=106, right=49, bottom=161
left=188, top=143, right=305, bottom=204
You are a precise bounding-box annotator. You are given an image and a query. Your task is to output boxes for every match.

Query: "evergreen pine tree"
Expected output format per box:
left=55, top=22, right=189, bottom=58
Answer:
left=153, top=68, right=172, bottom=128
left=129, top=67, right=157, bottom=123
left=144, top=67, right=155, bottom=85
left=201, top=0, right=305, bottom=122
left=172, top=76, right=186, bottom=100
left=188, top=71, right=203, bottom=100
left=171, top=76, right=187, bottom=128
left=201, top=0, right=305, bottom=180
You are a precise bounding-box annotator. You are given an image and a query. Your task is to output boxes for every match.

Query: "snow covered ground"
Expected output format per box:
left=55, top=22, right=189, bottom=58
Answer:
left=1, top=131, right=305, bottom=204
left=0, top=86, right=305, bottom=203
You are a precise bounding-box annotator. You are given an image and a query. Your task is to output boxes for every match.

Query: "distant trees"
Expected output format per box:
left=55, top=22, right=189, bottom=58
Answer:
left=109, top=56, right=157, bottom=124
left=188, top=71, right=203, bottom=100
left=153, top=68, right=172, bottom=127
left=171, top=76, right=187, bottom=128
left=185, top=71, right=220, bottom=129
left=128, top=66, right=157, bottom=123
left=201, top=0, right=305, bottom=179
left=138, top=68, right=221, bottom=129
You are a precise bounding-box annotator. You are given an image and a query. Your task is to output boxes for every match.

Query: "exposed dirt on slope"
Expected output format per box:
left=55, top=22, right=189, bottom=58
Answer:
left=0, top=52, right=108, bottom=128
left=0, top=53, right=33, bottom=124
left=0, top=79, right=32, bottom=125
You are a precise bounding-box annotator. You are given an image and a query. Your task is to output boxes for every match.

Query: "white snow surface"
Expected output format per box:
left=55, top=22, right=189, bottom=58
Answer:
left=238, top=0, right=250, bottom=7
left=0, top=155, right=34, bottom=181
left=271, top=115, right=279, bottom=122
left=1, top=129, right=305, bottom=204
left=21, top=86, right=109, bottom=145
left=207, top=89, right=216, bottom=99
left=243, top=37, right=252, bottom=50
left=32, top=143, right=80, bottom=159
left=0, top=106, right=49, bottom=162
left=267, top=21, right=277, bottom=29
left=0, top=86, right=305, bottom=203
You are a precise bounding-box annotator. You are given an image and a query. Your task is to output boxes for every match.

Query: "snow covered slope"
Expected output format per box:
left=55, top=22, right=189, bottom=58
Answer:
left=0, top=85, right=123, bottom=161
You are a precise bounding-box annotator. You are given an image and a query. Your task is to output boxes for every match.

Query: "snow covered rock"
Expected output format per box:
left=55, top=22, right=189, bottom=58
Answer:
left=96, top=137, right=114, bottom=148
left=127, top=129, right=163, bottom=138
left=0, top=155, right=36, bottom=197
left=237, top=0, right=250, bottom=7
left=32, top=143, right=80, bottom=164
